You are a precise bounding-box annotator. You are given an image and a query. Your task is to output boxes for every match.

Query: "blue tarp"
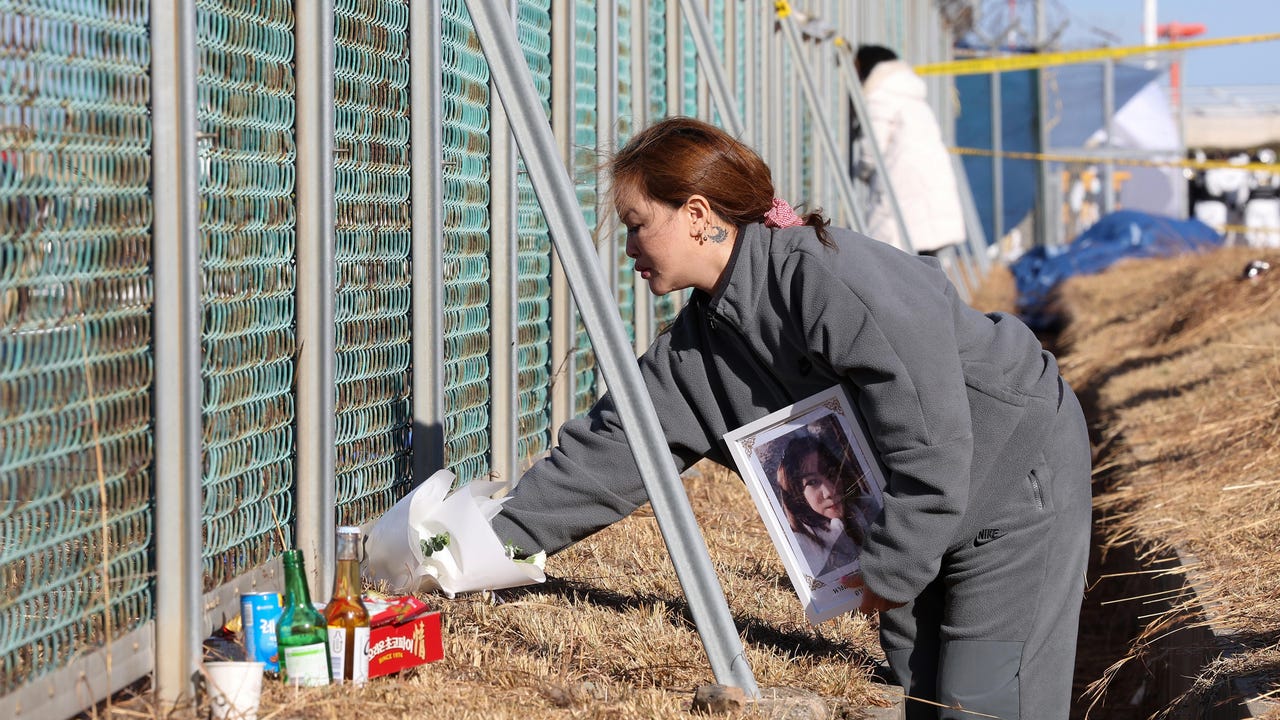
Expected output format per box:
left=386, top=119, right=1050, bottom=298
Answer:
left=1010, top=210, right=1224, bottom=330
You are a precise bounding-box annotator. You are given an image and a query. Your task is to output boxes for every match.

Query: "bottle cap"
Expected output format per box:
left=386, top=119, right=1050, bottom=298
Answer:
left=337, top=526, right=362, bottom=536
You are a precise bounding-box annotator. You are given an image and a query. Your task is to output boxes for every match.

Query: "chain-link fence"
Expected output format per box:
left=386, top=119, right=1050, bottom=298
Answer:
left=0, top=2, right=963, bottom=716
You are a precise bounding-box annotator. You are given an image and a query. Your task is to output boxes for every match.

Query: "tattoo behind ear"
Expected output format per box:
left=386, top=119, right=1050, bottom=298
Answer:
left=705, top=226, right=728, bottom=244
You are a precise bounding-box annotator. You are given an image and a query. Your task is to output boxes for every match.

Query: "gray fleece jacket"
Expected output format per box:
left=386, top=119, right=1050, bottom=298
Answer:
left=491, top=223, right=1061, bottom=605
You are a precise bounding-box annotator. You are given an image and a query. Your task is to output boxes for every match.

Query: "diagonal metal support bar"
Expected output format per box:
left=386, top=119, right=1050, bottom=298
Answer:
left=775, top=9, right=866, bottom=232
left=678, top=0, right=745, bottom=137
left=953, top=153, right=992, bottom=275
left=462, top=0, right=760, bottom=697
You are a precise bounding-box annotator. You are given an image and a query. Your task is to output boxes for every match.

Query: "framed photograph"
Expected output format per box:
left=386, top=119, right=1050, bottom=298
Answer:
left=723, top=385, right=887, bottom=625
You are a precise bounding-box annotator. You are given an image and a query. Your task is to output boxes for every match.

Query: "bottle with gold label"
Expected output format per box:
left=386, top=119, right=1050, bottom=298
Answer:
left=324, top=526, right=371, bottom=685
left=277, top=549, right=332, bottom=686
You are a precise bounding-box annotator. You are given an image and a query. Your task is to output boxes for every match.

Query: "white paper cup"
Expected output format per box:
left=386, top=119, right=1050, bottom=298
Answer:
left=205, top=661, right=264, bottom=720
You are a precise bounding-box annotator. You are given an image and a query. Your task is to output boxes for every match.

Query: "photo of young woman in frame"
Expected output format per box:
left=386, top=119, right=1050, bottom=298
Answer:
left=725, top=387, right=887, bottom=623
left=772, top=421, right=875, bottom=578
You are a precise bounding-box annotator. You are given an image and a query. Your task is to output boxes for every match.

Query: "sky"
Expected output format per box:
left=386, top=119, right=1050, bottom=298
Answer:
left=1053, top=0, right=1279, bottom=88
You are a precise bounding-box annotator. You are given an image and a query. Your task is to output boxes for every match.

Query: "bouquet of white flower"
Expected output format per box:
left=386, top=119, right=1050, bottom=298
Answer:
left=361, top=469, right=546, bottom=598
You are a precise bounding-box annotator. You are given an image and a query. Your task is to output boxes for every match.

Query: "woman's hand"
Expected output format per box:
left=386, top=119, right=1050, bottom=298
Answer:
left=840, top=572, right=906, bottom=614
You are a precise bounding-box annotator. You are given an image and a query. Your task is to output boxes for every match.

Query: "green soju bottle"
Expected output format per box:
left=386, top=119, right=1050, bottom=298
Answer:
left=277, top=549, right=332, bottom=686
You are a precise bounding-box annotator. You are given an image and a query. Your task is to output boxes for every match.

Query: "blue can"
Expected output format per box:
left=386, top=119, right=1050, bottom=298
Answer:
left=241, top=592, right=283, bottom=672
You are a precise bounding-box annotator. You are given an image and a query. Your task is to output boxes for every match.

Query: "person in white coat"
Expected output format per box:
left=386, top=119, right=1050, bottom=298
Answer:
left=854, top=45, right=966, bottom=256
left=1245, top=148, right=1280, bottom=248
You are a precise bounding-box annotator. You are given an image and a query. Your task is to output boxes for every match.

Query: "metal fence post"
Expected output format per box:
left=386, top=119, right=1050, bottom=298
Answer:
left=667, top=1, right=684, bottom=120
left=549, top=0, right=576, bottom=438
left=744, top=2, right=760, bottom=149
left=1102, top=58, right=1117, bottom=216
left=295, top=0, right=337, bottom=595
left=631, top=0, right=653, bottom=354
left=411, top=0, right=446, bottom=480
left=598, top=0, right=619, bottom=381
left=462, top=0, right=760, bottom=696
left=490, top=1, right=520, bottom=487
left=763, top=8, right=780, bottom=180
left=151, top=0, right=203, bottom=709
left=1034, top=5, right=1055, bottom=248
left=724, top=0, right=738, bottom=129
left=991, top=70, right=1005, bottom=247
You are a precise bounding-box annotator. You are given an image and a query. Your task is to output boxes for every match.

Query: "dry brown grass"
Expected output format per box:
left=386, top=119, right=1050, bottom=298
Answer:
left=88, top=252, right=1280, bottom=719
left=1050, top=246, right=1280, bottom=718
left=95, top=468, right=889, bottom=719
left=967, top=262, right=1018, bottom=316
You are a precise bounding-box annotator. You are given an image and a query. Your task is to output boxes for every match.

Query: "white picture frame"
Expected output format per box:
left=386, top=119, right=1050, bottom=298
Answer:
left=723, top=385, right=887, bottom=625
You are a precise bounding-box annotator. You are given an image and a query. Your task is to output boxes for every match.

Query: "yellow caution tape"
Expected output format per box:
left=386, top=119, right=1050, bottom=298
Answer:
left=917, top=32, right=1280, bottom=76
left=774, top=1, right=792, bottom=19
left=1221, top=224, right=1280, bottom=235
left=950, top=145, right=1279, bottom=174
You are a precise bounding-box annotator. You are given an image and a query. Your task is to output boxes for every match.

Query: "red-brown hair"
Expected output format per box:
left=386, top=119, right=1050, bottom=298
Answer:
left=610, top=117, right=832, bottom=246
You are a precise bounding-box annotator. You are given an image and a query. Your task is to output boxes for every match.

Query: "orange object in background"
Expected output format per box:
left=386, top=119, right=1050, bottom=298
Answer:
left=1158, top=21, right=1207, bottom=109
left=1158, top=22, right=1207, bottom=39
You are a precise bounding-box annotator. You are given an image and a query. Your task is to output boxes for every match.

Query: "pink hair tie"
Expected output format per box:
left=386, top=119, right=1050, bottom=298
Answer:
left=763, top=197, right=804, bottom=228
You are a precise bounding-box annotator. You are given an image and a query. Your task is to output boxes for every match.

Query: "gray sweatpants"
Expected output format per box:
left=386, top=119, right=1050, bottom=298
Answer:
left=879, top=378, right=1093, bottom=720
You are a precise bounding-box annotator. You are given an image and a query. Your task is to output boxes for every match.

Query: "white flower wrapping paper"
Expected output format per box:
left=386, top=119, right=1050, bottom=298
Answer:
left=361, top=469, right=546, bottom=598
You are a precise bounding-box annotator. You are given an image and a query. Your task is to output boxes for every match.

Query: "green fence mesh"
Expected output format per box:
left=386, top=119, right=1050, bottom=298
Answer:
left=1, top=0, right=925, bottom=705
left=441, top=0, right=493, bottom=483
left=646, top=0, right=667, bottom=123
left=713, top=0, right=725, bottom=45
left=0, top=0, right=154, bottom=694
left=333, top=0, right=413, bottom=524
left=515, top=0, right=554, bottom=467
left=571, top=0, right=599, bottom=417
left=196, top=0, right=297, bottom=588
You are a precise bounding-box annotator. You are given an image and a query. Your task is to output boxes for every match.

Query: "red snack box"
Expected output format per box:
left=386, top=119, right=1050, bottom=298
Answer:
left=366, top=595, right=431, bottom=627
left=366, top=603, right=443, bottom=679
